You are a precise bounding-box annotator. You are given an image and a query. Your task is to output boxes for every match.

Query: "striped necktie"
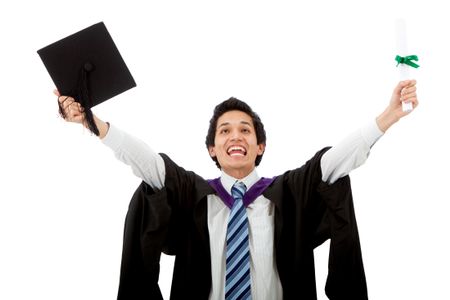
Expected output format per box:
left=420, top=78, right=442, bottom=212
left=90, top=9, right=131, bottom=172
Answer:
left=225, top=181, right=251, bottom=300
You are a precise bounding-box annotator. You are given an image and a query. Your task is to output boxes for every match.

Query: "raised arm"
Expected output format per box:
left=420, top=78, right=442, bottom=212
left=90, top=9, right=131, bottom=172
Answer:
left=56, top=90, right=165, bottom=190
left=321, top=80, right=418, bottom=184
left=376, top=79, right=418, bottom=132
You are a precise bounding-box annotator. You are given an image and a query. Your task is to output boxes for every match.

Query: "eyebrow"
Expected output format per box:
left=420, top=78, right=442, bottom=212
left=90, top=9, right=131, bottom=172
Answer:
left=217, top=121, right=252, bottom=128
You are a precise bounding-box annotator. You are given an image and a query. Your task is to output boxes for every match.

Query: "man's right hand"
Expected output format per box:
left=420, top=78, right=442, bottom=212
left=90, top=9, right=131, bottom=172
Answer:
left=54, top=89, right=110, bottom=139
left=54, top=89, right=86, bottom=125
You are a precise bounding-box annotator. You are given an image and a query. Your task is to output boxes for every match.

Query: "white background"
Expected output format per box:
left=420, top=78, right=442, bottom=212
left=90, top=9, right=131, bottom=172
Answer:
left=1, top=0, right=449, bottom=299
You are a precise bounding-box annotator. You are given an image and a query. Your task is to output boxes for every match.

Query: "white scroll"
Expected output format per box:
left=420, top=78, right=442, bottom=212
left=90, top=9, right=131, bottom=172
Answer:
left=395, top=18, right=415, bottom=112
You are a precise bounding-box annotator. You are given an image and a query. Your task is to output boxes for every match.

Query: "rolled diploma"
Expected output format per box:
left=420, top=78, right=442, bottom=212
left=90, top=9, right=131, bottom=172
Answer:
left=395, top=19, right=414, bottom=112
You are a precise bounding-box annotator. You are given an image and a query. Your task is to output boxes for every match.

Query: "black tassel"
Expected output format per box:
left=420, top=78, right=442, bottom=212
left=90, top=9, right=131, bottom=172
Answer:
left=78, top=62, right=99, bottom=136
left=57, top=62, right=100, bottom=136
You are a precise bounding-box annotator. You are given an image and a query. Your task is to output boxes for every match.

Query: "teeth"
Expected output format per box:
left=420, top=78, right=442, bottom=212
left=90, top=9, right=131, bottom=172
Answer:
left=227, top=146, right=246, bottom=154
left=230, top=152, right=244, bottom=156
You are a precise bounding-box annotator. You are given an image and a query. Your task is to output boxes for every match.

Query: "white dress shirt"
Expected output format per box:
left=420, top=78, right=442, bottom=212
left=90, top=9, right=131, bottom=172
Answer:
left=102, top=120, right=383, bottom=299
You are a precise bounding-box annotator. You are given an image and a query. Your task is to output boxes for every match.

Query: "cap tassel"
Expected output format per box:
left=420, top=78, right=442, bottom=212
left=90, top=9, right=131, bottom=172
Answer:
left=57, top=63, right=100, bottom=136
left=78, top=63, right=100, bottom=136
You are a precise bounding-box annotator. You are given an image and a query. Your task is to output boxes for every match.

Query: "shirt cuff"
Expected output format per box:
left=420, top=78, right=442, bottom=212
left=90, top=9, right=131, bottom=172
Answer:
left=360, top=119, right=384, bottom=148
left=101, top=123, right=125, bottom=151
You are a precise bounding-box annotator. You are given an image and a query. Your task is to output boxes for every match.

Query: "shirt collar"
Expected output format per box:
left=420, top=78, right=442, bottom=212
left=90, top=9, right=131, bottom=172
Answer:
left=220, top=168, right=260, bottom=195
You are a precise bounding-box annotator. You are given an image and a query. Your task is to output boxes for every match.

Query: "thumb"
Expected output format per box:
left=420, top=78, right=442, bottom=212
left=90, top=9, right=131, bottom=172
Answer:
left=53, top=89, right=61, bottom=97
left=393, top=81, right=407, bottom=95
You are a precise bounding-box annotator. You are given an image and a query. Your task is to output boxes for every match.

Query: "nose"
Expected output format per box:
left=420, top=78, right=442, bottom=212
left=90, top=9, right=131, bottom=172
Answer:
left=230, top=129, right=243, bottom=141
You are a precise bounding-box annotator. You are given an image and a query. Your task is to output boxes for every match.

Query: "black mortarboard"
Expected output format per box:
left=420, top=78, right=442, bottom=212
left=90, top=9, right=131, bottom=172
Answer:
left=37, top=22, right=136, bottom=135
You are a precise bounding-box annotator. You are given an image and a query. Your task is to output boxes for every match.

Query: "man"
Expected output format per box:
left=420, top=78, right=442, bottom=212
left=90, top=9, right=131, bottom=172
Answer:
left=55, top=80, right=418, bottom=299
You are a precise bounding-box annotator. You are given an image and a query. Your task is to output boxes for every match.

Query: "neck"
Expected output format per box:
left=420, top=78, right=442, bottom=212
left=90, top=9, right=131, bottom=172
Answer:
left=222, top=167, right=255, bottom=180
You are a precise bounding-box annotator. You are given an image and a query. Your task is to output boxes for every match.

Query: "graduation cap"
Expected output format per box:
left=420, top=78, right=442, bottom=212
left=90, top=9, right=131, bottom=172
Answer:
left=37, top=22, right=136, bottom=135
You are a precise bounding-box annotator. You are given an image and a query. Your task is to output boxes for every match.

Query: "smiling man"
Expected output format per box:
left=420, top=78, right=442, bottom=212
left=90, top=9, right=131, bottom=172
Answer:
left=57, top=80, right=417, bottom=299
left=206, top=101, right=266, bottom=179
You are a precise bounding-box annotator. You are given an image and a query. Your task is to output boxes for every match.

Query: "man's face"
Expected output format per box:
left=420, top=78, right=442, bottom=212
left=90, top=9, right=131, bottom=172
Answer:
left=208, top=110, right=265, bottom=179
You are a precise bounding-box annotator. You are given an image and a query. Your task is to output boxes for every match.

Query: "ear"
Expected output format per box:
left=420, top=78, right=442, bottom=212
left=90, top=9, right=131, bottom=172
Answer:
left=208, top=146, right=216, bottom=158
left=257, top=143, right=265, bottom=155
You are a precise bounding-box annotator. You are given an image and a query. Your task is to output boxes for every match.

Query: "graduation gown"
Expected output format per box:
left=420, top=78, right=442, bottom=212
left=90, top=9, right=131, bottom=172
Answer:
left=117, top=148, right=368, bottom=300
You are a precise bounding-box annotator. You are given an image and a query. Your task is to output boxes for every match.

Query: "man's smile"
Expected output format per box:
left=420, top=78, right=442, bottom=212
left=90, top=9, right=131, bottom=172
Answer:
left=227, top=146, right=247, bottom=156
left=227, top=145, right=247, bottom=156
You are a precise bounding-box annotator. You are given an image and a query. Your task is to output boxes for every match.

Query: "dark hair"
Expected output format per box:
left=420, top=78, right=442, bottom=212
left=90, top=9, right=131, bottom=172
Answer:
left=205, top=97, right=266, bottom=169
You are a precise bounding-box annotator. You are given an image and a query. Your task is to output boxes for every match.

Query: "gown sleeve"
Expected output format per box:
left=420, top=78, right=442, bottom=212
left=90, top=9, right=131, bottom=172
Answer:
left=117, top=154, right=214, bottom=300
left=279, top=147, right=368, bottom=299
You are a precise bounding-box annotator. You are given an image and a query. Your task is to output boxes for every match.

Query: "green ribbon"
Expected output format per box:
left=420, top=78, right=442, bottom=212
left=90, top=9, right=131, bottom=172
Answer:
left=395, top=55, right=420, bottom=68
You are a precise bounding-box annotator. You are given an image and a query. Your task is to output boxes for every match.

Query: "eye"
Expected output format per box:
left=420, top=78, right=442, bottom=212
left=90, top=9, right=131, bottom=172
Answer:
left=220, top=128, right=229, bottom=134
left=241, top=128, right=250, bottom=134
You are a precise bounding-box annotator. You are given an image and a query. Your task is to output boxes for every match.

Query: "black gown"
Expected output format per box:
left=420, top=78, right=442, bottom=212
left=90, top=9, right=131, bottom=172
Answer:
left=117, top=148, right=368, bottom=300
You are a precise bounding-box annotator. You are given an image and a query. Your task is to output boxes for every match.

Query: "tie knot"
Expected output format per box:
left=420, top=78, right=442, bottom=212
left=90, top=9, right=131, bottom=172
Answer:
left=231, top=181, right=247, bottom=200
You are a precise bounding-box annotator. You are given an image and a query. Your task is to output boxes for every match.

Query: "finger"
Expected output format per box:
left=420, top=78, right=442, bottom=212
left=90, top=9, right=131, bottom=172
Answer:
left=58, top=95, right=74, bottom=105
left=402, top=79, right=416, bottom=87
left=53, top=89, right=61, bottom=97
left=65, top=107, right=77, bottom=118
left=405, top=91, right=417, bottom=99
left=64, top=103, right=76, bottom=117
left=75, top=102, right=84, bottom=112
left=65, top=109, right=81, bottom=121
left=401, top=85, right=417, bottom=95
left=66, top=103, right=85, bottom=118
left=393, top=81, right=406, bottom=95
left=69, top=111, right=85, bottom=123
left=401, top=86, right=417, bottom=99
left=401, top=92, right=416, bottom=103
left=394, top=80, right=417, bottom=102
left=407, top=79, right=417, bottom=87
left=62, top=98, right=76, bottom=110
left=73, top=103, right=85, bottom=114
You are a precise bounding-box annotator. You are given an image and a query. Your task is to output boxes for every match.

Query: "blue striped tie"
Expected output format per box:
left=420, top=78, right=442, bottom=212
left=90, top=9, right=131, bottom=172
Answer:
left=225, top=181, right=251, bottom=300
